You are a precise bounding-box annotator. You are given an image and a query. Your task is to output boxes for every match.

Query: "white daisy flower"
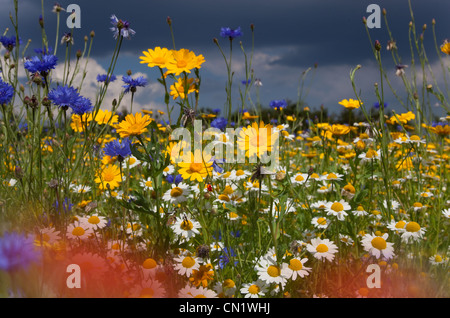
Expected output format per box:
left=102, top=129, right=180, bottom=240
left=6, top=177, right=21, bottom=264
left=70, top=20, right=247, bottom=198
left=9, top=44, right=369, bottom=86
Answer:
left=162, top=164, right=175, bottom=176
left=139, top=177, right=154, bottom=191
left=70, top=184, right=91, bottom=194
left=129, top=278, right=166, bottom=298
left=387, top=219, right=407, bottom=234
left=179, top=285, right=218, bottom=298
left=213, top=280, right=236, bottom=298
left=122, top=155, right=141, bottom=169
left=401, top=221, right=426, bottom=243
left=35, top=227, right=61, bottom=245
left=306, top=238, right=338, bottom=262
left=84, top=213, right=108, bottom=231
left=255, top=254, right=287, bottom=287
left=171, top=214, right=201, bottom=241
left=321, top=172, right=344, bottom=181
left=311, top=216, right=329, bottom=229
left=290, top=173, right=309, bottom=185
left=352, top=205, right=369, bottom=216
left=240, top=280, right=269, bottom=298
left=429, top=254, right=448, bottom=266
left=173, top=254, right=200, bottom=277
left=358, top=148, right=381, bottom=162
left=281, top=257, right=311, bottom=280
left=66, top=220, right=93, bottom=240
left=361, top=233, right=395, bottom=260
left=325, top=199, right=351, bottom=221
left=162, top=182, right=191, bottom=204
left=442, top=208, right=450, bottom=218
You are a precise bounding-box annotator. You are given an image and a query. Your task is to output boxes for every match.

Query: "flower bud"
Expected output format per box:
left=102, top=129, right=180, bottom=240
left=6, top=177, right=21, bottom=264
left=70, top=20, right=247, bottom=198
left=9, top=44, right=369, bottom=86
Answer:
left=374, top=40, right=382, bottom=51
left=90, top=30, right=95, bottom=38
left=166, top=16, right=172, bottom=26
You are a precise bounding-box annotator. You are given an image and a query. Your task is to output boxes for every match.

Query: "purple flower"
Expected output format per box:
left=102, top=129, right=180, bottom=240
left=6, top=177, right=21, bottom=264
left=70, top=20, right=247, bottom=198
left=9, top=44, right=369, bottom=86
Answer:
left=220, top=27, right=243, bottom=39
left=48, top=85, right=92, bottom=115
left=0, top=35, right=21, bottom=51
left=0, top=77, right=14, bottom=105
left=0, top=232, right=40, bottom=271
left=24, top=54, right=58, bottom=74
left=110, top=14, right=135, bottom=39
left=122, top=75, right=147, bottom=94
left=166, top=174, right=183, bottom=185
left=210, top=117, right=228, bottom=130
left=103, top=138, right=132, bottom=161
left=97, top=74, right=117, bottom=83
left=270, top=99, right=287, bottom=110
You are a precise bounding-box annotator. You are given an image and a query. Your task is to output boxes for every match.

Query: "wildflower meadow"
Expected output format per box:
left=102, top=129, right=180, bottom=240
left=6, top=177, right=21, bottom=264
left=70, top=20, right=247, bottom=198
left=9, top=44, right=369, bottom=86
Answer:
left=0, top=1, right=449, bottom=300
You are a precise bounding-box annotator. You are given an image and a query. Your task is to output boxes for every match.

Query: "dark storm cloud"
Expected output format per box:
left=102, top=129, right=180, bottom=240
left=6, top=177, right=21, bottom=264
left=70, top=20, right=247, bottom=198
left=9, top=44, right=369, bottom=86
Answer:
left=2, top=0, right=449, bottom=64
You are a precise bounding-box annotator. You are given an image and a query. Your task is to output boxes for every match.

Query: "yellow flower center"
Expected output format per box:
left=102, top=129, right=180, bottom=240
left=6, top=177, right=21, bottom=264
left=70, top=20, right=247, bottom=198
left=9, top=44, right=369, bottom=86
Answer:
left=316, top=217, right=327, bottom=225
left=72, top=226, right=85, bottom=237
left=395, top=220, right=406, bottom=229
left=331, top=202, right=344, bottom=212
left=129, top=157, right=136, bottom=165
left=316, top=244, right=329, bottom=253
left=189, top=163, right=203, bottom=173
left=365, top=149, right=378, bottom=158
left=170, top=187, right=183, bottom=197
left=410, top=135, right=421, bottom=141
left=218, top=194, right=230, bottom=202
left=103, top=170, right=115, bottom=182
left=229, top=212, right=238, bottom=219
left=181, top=256, right=196, bottom=268
left=194, top=294, right=206, bottom=298
left=267, top=265, right=281, bottom=277
left=145, top=180, right=152, bottom=187
left=310, top=173, right=320, bottom=179
left=435, top=255, right=443, bottom=263
left=235, top=170, right=245, bottom=176
left=248, top=284, right=260, bottom=294
left=413, top=202, right=423, bottom=208
left=180, top=220, right=194, bottom=231
left=327, top=173, right=338, bottom=179
left=153, top=56, right=166, bottom=65
left=357, top=205, right=365, bottom=211
left=140, top=288, right=155, bottom=298
left=223, top=279, right=235, bottom=288
left=295, top=175, right=304, bottom=182
left=405, top=221, right=421, bottom=233
left=177, top=60, right=188, bottom=68
left=288, top=259, right=303, bottom=271
left=371, top=237, right=387, bottom=250
left=88, top=215, right=100, bottom=224
left=143, top=258, right=157, bottom=269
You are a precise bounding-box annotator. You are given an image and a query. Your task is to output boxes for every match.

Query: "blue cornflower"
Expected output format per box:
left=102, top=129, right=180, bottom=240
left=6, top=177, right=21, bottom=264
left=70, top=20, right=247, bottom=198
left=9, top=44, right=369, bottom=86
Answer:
left=110, top=14, right=136, bottom=39
left=34, top=47, right=53, bottom=56
left=220, top=27, right=243, bottom=39
left=54, top=197, right=74, bottom=214
left=270, top=99, right=288, bottom=110
left=24, top=54, right=58, bottom=74
left=48, top=85, right=80, bottom=109
left=0, top=232, right=40, bottom=271
left=96, top=74, right=117, bottom=83
left=210, top=117, right=228, bottom=131
left=70, top=96, right=93, bottom=115
left=218, top=247, right=237, bottom=269
left=241, top=79, right=251, bottom=85
left=211, top=158, right=225, bottom=174
left=103, top=138, right=132, bottom=161
left=373, top=102, right=388, bottom=109
left=270, top=119, right=278, bottom=124
left=122, top=75, right=147, bottom=94
left=212, top=108, right=221, bottom=114
left=166, top=174, right=183, bottom=185
left=0, top=35, right=21, bottom=51
left=0, top=77, right=14, bottom=105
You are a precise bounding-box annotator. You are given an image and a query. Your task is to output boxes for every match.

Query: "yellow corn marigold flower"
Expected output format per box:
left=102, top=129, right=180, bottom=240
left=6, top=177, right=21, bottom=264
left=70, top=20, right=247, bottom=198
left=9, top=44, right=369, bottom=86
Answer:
left=116, top=112, right=152, bottom=138
left=139, top=47, right=174, bottom=69
left=166, top=48, right=205, bottom=76
left=390, top=111, right=415, bottom=124
left=441, top=40, right=450, bottom=55
left=189, top=264, right=214, bottom=287
left=70, top=113, right=92, bottom=132
left=95, top=164, right=122, bottom=190
left=327, top=124, right=351, bottom=136
left=236, top=121, right=278, bottom=158
left=177, top=150, right=214, bottom=182
left=94, top=109, right=119, bottom=126
left=338, top=98, right=362, bottom=109
left=241, top=112, right=258, bottom=120
left=170, top=77, right=198, bottom=100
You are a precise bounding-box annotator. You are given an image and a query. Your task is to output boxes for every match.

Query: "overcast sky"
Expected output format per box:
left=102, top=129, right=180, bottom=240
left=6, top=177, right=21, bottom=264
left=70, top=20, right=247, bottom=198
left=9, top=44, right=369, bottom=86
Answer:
left=1, top=0, right=449, bottom=121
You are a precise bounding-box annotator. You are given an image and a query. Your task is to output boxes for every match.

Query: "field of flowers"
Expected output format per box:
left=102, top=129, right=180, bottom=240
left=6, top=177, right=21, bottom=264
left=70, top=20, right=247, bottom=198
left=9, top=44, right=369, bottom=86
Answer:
left=0, top=1, right=449, bottom=298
